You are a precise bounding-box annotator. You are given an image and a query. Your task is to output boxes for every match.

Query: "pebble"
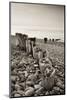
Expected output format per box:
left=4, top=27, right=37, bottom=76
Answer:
left=19, top=82, right=25, bottom=88
left=14, top=93, right=21, bottom=97
left=18, top=71, right=23, bottom=74
left=25, top=87, right=34, bottom=96
left=26, top=81, right=34, bottom=87
left=11, top=69, right=18, bottom=75
left=41, top=77, right=55, bottom=90
left=34, top=84, right=41, bottom=90
left=17, top=90, right=24, bottom=96
left=53, top=86, right=60, bottom=92
left=49, top=90, right=55, bottom=95
left=27, top=74, right=37, bottom=83
left=11, top=75, right=17, bottom=82
left=45, top=91, right=49, bottom=95
left=34, top=64, right=38, bottom=67
left=23, top=71, right=28, bottom=77
left=15, top=83, right=21, bottom=90
left=56, top=81, right=64, bottom=89
left=11, top=90, right=17, bottom=96
left=20, top=74, right=25, bottom=82
left=35, top=87, right=43, bottom=95
left=60, top=89, right=64, bottom=94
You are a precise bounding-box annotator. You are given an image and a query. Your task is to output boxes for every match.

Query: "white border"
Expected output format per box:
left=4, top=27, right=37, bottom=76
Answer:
left=0, top=0, right=67, bottom=100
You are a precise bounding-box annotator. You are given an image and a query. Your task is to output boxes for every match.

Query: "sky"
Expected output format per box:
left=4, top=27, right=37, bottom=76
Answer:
left=11, top=2, right=64, bottom=41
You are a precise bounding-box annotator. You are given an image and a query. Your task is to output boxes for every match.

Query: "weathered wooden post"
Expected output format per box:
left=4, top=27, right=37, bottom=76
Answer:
left=22, top=34, right=28, bottom=51
left=44, top=37, right=48, bottom=43
left=26, top=37, right=36, bottom=56
left=16, top=33, right=28, bottom=51
left=26, top=39, right=31, bottom=54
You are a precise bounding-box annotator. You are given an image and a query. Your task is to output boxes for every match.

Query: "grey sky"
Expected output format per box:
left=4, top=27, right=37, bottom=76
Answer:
left=11, top=2, right=64, bottom=40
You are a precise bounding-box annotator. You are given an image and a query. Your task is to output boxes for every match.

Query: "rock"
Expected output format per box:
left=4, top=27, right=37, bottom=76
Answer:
left=11, top=75, right=17, bottom=82
left=60, top=89, right=64, bottom=94
left=33, top=60, right=38, bottom=64
left=19, top=82, right=26, bottom=89
left=11, top=61, right=16, bottom=67
left=34, top=84, right=41, bottom=90
left=53, top=87, right=60, bottom=92
left=15, top=83, right=21, bottom=90
left=27, top=57, right=34, bottom=64
left=49, top=90, right=55, bottom=95
left=34, top=64, right=39, bottom=68
left=45, top=91, right=49, bottom=95
left=39, top=59, right=53, bottom=77
left=41, top=77, right=55, bottom=90
left=57, top=78, right=63, bottom=84
left=17, top=90, right=24, bottom=96
left=50, top=68, right=55, bottom=77
left=27, top=74, right=33, bottom=81
left=11, top=83, right=15, bottom=88
left=60, top=73, right=64, bottom=77
left=23, top=71, right=28, bottom=77
left=25, top=87, right=34, bottom=96
left=16, top=76, right=20, bottom=81
left=12, top=59, right=19, bottom=66
left=56, top=82, right=64, bottom=89
left=27, top=73, right=38, bottom=83
left=11, top=90, right=17, bottom=95
left=44, top=57, right=52, bottom=65
left=35, top=87, right=44, bottom=95
left=34, top=94, right=38, bottom=96
left=18, top=71, right=23, bottom=74
left=20, top=74, right=25, bottom=82
left=26, top=66, right=30, bottom=73
left=11, top=69, right=18, bottom=75
left=11, top=83, right=15, bottom=91
left=49, top=57, right=58, bottom=67
left=39, top=81, right=42, bottom=86
left=54, top=65, right=59, bottom=68
left=14, top=93, right=21, bottom=97
left=49, top=91, right=53, bottom=95
left=19, top=57, right=28, bottom=65
left=57, top=72, right=64, bottom=77
left=29, top=70, right=33, bottom=73
left=42, top=60, right=45, bottom=63
left=26, top=81, right=34, bottom=87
